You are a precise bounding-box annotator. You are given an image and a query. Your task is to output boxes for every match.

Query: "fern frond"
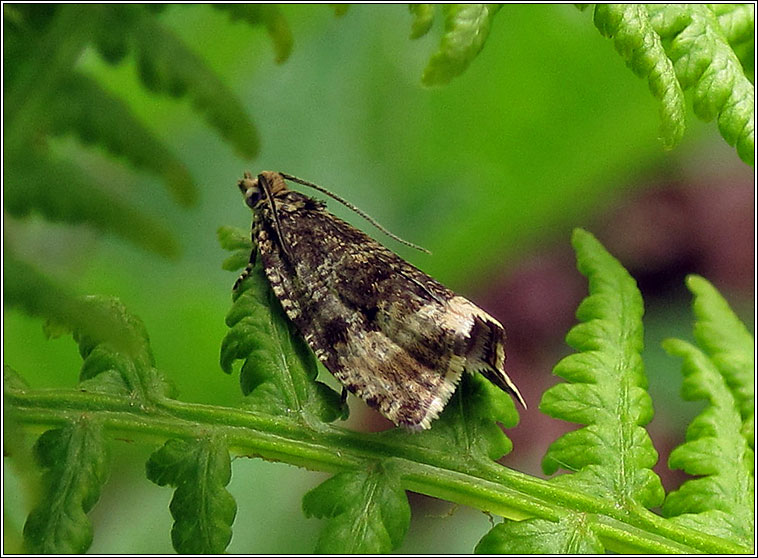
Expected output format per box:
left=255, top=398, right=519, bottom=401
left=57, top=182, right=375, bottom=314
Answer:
left=4, top=3, right=270, bottom=272
left=540, top=229, right=664, bottom=510
left=97, top=4, right=259, bottom=157
left=4, top=150, right=178, bottom=257
left=5, top=248, right=173, bottom=399
left=589, top=4, right=754, bottom=163
left=661, top=338, right=754, bottom=547
left=647, top=4, right=754, bottom=164
left=212, top=4, right=293, bottom=64
left=71, top=296, right=175, bottom=401
left=302, top=465, right=411, bottom=553
left=710, top=4, right=755, bottom=47
left=146, top=437, right=237, bottom=554
left=22, top=418, right=109, bottom=554
left=687, top=275, right=754, bottom=446
left=47, top=73, right=197, bottom=206
left=421, top=4, right=501, bottom=86
left=593, top=4, right=686, bottom=149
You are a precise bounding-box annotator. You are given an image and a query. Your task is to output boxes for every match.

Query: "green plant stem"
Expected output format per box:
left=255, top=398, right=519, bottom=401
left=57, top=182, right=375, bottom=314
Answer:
left=5, top=385, right=749, bottom=555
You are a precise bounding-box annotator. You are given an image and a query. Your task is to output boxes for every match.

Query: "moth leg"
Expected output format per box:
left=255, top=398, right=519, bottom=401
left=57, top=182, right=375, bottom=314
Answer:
left=340, top=387, right=348, bottom=405
left=233, top=246, right=257, bottom=291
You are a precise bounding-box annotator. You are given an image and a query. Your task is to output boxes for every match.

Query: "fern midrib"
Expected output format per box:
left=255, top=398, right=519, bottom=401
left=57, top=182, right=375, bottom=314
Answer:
left=5, top=385, right=750, bottom=554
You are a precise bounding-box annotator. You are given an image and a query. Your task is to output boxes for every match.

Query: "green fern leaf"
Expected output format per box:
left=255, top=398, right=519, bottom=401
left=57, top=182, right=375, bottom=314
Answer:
left=212, top=4, right=293, bottom=64
left=647, top=4, right=754, bottom=164
left=540, top=229, right=664, bottom=510
left=409, top=4, right=437, bottom=39
left=661, top=338, right=754, bottom=547
left=47, top=73, right=197, bottom=206
left=302, top=465, right=411, bottom=553
left=219, top=240, right=347, bottom=424
left=593, top=4, right=686, bottom=149
left=476, top=515, right=603, bottom=554
left=422, top=4, right=501, bottom=85
left=687, top=275, right=754, bottom=446
left=710, top=4, right=755, bottom=46
left=146, top=437, right=237, bottom=554
left=22, top=419, right=109, bottom=554
left=4, top=150, right=178, bottom=257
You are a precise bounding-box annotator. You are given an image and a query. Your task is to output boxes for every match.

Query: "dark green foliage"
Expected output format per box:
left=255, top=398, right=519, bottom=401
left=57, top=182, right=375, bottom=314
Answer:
left=22, top=419, right=109, bottom=554
left=47, top=73, right=196, bottom=207
left=4, top=150, right=178, bottom=258
left=3, top=3, right=285, bottom=327
left=146, top=437, right=237, bottom=554
left=302, top=465, right=410, bottom=553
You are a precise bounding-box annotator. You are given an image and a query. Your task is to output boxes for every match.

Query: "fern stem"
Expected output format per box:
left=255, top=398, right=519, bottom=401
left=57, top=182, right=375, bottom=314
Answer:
left=5, top=386, right=750, bottom=555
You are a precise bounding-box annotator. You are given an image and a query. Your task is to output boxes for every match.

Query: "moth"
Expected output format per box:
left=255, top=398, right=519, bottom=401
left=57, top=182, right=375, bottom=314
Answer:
left=235, top=171, right=525, bottom=429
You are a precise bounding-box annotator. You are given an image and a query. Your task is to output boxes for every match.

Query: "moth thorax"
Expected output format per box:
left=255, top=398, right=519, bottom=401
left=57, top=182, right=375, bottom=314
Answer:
left=259, top=171, right=288, bottom=195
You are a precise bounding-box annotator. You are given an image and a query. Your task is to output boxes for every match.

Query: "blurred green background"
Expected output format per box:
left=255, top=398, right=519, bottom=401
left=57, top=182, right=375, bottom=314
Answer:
left=4, top=4, right=753, bottom=553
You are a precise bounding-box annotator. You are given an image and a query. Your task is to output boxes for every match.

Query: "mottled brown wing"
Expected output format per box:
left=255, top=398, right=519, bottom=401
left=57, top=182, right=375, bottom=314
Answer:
left=253, top=189, right=522, bottom=428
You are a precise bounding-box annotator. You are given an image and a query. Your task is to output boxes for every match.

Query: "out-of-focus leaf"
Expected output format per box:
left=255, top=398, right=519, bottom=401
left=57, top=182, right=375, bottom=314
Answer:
left=422, top=4, right=501, bottom=85
left=213, top=4, right=293, bottom=63
left=409, top=4, right=437, bottom=39
left=47, top=73, right=196, bottom=206
left=4, top=150, right=178, bottom=257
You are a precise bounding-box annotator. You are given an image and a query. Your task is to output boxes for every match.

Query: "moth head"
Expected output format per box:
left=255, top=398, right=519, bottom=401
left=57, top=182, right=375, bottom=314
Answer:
left=238, top=171, right=288, bottom=209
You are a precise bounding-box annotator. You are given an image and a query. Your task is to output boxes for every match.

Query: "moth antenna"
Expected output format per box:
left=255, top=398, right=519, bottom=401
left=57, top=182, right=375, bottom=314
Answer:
left=279, top=172, right=431, bottom=254
left=259, top=173, right=292, bottom=260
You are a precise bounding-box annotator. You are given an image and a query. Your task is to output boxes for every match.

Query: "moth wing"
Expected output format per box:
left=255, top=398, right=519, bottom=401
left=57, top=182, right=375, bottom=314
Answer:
left=257, top=197, right=524, bottom=428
